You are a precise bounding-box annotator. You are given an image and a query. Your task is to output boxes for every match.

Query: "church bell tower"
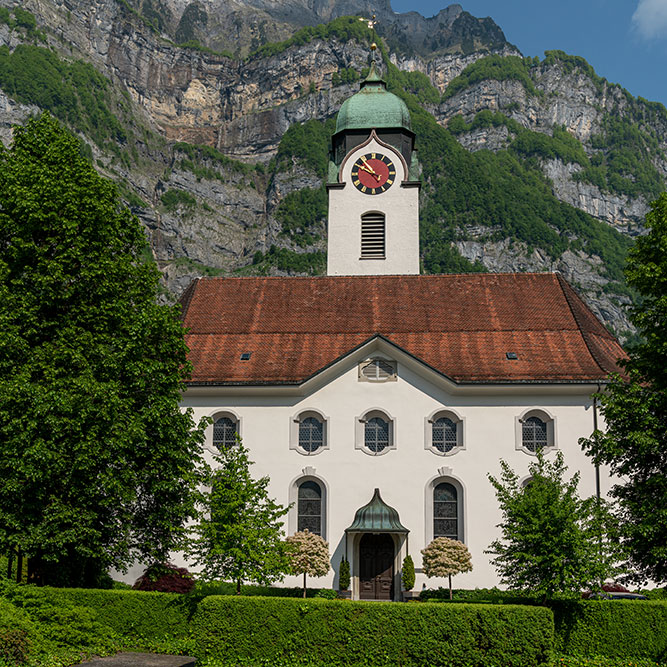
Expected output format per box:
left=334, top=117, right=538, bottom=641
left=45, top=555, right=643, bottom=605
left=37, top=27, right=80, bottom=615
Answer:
left=326, top=63, right=421, bottom=276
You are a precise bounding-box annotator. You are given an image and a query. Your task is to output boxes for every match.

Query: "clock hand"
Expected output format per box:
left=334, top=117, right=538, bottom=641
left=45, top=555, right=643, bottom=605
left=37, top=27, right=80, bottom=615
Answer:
left=358, top=164, right=381, bottom=181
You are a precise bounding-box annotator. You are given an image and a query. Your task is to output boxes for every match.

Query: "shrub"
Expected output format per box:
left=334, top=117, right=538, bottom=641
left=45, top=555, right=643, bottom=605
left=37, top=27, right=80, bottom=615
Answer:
left=402, top=555, right=415, bottom=591
left=1, top=585, right=192, bottom=645
left=0, top=598, right=34, bottom=666
left=192, top=595, right=554, bottom=666
left=160, top=188, right=197, bottom=210
left=133, top=563, right=195, bottom=594
left=338, top=558, right=350, bottom=591
left=551, top=599, right=667, bottom=662
left=314, top=589, right=337, bottom=600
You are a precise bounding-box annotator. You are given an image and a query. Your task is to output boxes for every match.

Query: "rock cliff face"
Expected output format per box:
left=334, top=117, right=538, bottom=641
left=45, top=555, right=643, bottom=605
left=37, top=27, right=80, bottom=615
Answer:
left=436, top=66, right=667, bottom=231
left=2, top=0, right=664, bottom=338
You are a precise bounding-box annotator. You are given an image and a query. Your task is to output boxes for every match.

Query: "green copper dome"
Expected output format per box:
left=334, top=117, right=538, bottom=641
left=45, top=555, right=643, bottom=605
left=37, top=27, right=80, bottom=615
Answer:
left=345, top=488, right=409, bottom=534
left=335, top=63, right=412, bottom=134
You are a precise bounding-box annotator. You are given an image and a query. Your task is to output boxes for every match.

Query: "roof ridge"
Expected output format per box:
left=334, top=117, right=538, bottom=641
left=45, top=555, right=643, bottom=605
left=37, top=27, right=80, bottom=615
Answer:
left=196, top=272, right=559, bottom=282
left=555, top=273, right=615, bottom=376
left=178, top=277, right=199, bottom=321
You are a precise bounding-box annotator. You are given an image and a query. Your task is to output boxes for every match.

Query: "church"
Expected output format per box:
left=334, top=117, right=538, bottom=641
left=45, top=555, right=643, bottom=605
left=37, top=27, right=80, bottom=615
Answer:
left=178, top=63, right=624, bottom=600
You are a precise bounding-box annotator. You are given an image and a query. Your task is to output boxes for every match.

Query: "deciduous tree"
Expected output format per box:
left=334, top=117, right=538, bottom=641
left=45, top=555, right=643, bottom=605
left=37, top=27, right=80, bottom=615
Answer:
left=421, top=537, right=472, bottom=600
left=581, top=192, right=667, bottom=585
left=0, top=113, right=207, bottom=586
left=486, top=452, right=618, bottom=600
left=285, top=529, right=330, bottom=598
left=188, top=440, right=289, bottom=593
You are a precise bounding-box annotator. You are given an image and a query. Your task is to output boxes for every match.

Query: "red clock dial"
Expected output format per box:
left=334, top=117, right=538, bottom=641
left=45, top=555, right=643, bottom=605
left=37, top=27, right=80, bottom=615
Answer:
left=351, top=153, right=396, bottom=194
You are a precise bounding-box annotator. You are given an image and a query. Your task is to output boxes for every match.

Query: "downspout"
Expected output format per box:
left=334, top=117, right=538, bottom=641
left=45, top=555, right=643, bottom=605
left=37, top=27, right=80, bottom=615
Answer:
left=593, top=383, right=601, bottom=501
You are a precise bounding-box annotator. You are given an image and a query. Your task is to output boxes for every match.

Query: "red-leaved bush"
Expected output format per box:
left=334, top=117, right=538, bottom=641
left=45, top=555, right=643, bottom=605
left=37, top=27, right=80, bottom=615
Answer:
left=602, top=582, right=630, bottom=593
left=132, top=563, right=195, bottom=593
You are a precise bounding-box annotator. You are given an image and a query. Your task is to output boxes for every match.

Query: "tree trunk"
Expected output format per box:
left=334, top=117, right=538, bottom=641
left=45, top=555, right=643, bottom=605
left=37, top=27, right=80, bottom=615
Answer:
left=16, top=549, right=22, bottom=584
left=303, top=572, right=307, bottom=598
left=236, top=578, right=241, bottom=595
left=448, top=574, right=452, bottom=600
left=6, top=550, right=13, bottom=580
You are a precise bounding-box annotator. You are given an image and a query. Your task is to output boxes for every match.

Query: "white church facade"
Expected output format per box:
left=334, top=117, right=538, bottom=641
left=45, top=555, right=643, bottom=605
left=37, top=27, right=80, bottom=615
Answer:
left=178, top=64, right=624, bottom=600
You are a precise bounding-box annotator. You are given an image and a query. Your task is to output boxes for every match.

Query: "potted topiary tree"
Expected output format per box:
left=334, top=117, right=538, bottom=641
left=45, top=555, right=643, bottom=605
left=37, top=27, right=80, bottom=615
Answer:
left=421, top=537, right=472, bottom=600
left=401, top=554, right=418, bottom=600
left=338, top=556, right=351, bottom=598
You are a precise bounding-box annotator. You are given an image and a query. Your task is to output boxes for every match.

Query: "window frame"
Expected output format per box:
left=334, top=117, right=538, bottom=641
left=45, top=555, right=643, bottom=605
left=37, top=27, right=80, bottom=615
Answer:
left=515, top=408, right=557, bottom=455
left=424, top=409, right=465, bottom=456
left=209, top=410, right=241, bottom=452
left=355, top=408, right=396, bottom=457
left=358, top=357, right=398, bottom=383
left=425, top=474, right=466, bottom=544
left=360, top=211, right=386, bottom=260
left=289, top=470, right=328, bottom=540
left=290, top=409, right=329, bottom=456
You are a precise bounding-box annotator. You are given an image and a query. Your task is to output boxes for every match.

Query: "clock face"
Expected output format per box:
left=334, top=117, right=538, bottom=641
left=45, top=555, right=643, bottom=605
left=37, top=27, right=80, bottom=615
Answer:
left=350, top=153, right=396, bottom=195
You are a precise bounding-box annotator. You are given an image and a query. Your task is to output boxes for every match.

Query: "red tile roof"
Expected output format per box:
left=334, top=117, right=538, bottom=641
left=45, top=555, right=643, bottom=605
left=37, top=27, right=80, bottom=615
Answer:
left=180, top=273, right=625, bottom=385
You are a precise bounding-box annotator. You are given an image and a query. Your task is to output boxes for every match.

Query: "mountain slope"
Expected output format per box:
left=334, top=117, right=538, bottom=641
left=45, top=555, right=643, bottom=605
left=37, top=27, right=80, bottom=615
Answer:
left=1, top=1, right=665, bottom=339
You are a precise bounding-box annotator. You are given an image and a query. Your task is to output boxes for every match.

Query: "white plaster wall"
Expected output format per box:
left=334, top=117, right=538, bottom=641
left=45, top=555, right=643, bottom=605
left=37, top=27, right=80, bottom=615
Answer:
left=179, top=351, right=608, bottom=595
left=327, top=137, right=420, bottom=276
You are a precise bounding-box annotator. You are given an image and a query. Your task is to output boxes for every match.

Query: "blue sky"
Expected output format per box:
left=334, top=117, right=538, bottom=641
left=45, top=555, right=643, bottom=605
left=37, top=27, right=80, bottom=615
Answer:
left=390, top=0, right=667, bottom=107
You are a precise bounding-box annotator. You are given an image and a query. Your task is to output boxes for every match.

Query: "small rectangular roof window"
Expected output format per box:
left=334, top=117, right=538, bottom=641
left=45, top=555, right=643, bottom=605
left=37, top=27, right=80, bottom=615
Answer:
left=240, top=352, right=252, bottom=360
left=506, top=352, right=518, bottom=360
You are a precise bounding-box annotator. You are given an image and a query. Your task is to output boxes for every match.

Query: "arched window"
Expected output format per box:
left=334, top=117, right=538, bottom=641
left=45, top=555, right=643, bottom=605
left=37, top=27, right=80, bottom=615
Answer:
left=360, top=212, right=385, bottom=259
left=290, top=410, right=328, bottom=455
left=522, top=416, right=548, bottom=453
left=433, top=417, right=457, bottom=453
left=299, top=416, right=324, bottom=453
left=365, top=416, right=390, bottom=453
left=425, top=410, right=464, bottom=456
left=433, top=482, right=459, bottom=541
left=297, top=480, right=322, bottom=535
left=516, top=409, right=556, bottom=455
left=213, top=416, right=238, bottom=449
left=356, top=409, right=395, bottom=456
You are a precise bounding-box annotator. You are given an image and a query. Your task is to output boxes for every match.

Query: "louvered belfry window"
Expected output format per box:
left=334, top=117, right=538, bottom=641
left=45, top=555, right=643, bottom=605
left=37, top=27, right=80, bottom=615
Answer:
left=360, top=212, right=385, bottom=258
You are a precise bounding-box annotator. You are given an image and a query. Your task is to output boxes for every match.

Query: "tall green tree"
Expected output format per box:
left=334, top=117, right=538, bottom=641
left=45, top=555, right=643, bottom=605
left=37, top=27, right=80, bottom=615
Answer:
left=581, top=193, right=667, bottom=585
left=187, top=440, right=289, bottom=593
left=0, top=113, right=207, bottom=586
left=487, top=452, right=618, bottom=601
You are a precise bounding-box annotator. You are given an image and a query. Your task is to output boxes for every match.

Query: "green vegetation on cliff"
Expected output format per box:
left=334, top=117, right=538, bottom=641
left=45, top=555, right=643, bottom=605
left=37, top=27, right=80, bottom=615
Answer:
left=446, top=49, right=666, bottom=204
left=576, top=114, right=664, bottom=200
left=249, top=246, right=326, bottom=275
left=249, top=16, right=372, bottom=60
left=276, top=187, right=327, bottom=247
left=273, top=119, right=336, bottom=178
left=383, top=62, right=632, bottom=282
left=0, top=45, right=127, bottom=149
left=443, top=55, right=541, bottom=101
left=449, top=110, right=590, bottom=167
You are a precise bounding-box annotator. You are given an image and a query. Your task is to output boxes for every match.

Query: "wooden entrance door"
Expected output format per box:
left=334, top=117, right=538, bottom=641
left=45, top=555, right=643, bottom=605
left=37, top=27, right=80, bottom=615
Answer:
left=359, top=533, right=394, bottom=600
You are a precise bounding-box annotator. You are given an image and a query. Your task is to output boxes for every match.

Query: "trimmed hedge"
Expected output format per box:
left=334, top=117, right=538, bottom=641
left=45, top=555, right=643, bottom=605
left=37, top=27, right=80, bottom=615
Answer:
left=2, top=586, right=193, bottom=641
left=551, top=600, right=667, bottom=662
left=192, top=596, right=554, bottom=666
